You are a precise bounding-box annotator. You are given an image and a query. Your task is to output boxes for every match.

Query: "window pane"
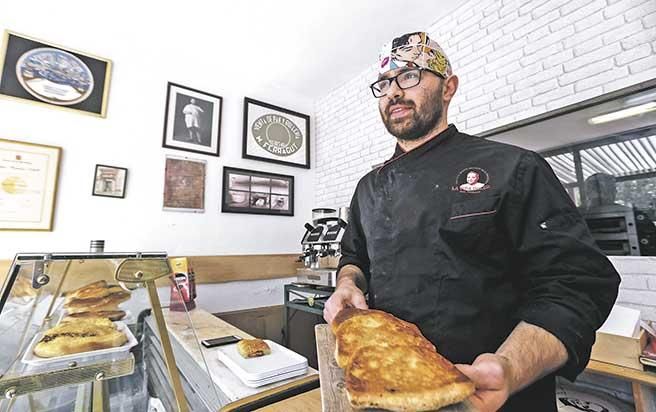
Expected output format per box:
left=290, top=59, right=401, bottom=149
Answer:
left=615, top=176, right=656, bottom=221
left=544, top=152, right=576, bottom=185
left=580, top=135, right=656, bottom=179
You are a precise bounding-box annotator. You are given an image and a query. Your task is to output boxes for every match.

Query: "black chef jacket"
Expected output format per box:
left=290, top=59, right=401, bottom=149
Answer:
left=338, top=124, right=620, bottom=412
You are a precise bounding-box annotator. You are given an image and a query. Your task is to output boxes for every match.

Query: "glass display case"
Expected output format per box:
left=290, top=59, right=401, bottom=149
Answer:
left=0, top=252, right=220, bottom=412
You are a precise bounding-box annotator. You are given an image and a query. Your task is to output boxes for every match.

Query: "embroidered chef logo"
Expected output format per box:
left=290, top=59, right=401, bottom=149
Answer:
left=452, top=167, right=491, bottom=193
left=251, top=114, right=303, bottom=157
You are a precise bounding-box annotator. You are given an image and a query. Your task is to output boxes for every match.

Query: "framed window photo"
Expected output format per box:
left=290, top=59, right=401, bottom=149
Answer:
left=242, top=97, right=310, bottom=169
left=0, top=138, right=61, bottom=231
left=222, top=166, right=294, bottom=216
left=162, top=82, right=222, bottom=157
left=163, top=156, right=206, bottom=213
left=92, top=164, right=127, bottom=198
left=0, top=30, right=112, bottom=117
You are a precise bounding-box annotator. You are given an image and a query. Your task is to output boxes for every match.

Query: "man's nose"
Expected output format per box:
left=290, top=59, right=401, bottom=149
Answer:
left=387, top=79, right=404, bottom=101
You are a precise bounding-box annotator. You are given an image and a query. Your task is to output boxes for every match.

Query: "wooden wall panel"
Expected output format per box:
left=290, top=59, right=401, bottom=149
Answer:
left=0, top=254, right=302, bottom=289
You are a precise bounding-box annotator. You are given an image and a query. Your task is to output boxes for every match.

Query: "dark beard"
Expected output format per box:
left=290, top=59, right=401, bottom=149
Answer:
left=380, top=86, right=443, bottom=141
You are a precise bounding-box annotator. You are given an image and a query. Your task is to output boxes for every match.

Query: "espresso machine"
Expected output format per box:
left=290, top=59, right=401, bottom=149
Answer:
left=296, top=207, right=349, bottom=287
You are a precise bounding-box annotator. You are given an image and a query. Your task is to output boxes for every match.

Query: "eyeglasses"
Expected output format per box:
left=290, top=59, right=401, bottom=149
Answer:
left=370, top=68, right=441, bottom=98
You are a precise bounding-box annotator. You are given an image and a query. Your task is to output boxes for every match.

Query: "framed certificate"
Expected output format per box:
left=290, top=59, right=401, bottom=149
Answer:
left=0, top=138, right=61, bottom=231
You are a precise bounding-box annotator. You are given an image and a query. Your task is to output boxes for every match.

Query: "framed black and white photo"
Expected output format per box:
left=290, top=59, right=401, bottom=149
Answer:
left=92, top=164, right=127, bottom=198
left=222, top=166, right=294, bottom=216
left=243, top=97, right=310, bottom=169
left=0, top=30, right=112, bottom=117
left=162, top=82, right=222, bottom=157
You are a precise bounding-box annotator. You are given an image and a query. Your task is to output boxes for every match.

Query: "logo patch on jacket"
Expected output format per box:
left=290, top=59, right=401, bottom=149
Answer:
left=451, top=167, right=491, bottom=193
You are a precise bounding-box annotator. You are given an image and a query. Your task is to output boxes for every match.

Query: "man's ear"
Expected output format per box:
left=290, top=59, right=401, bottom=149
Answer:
left=443, top=74, right=459, bottom=103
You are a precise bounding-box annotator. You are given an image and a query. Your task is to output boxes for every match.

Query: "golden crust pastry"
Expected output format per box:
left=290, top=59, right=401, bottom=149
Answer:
left=237, top=339, right=271, bottom=358
left=345, top=344, right=475, bottom=412
left=334, top=308, right=435, bottom=368
left=34, top=319, right=127, bottom=358
left=332, top=308, right=474, bottom=411
left=64, top=283, right=125, bottom=304
left=64, top=280, right=107, bottom=300
left=12, top=277, right=37, bottom=298
left=61, top=310, right=126, bottom=322
left=64, top=291, right=131, bottom=313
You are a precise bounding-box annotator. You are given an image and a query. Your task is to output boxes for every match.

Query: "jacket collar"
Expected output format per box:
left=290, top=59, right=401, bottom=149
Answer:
left=380, top=124, right=458, bottom=172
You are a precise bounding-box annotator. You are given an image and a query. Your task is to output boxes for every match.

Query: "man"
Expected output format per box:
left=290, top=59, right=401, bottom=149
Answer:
left=183, top=98, right=204, bottom=143
left=323, top=32, right=620, bottom=412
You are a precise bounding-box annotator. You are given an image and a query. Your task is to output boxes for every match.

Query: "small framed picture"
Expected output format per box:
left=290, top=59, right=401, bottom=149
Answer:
left=92, top=164, right=127, bottom=198
left=163, top=156, right=206, bottom=213
left=242, top=97, right=310, bottom=169
left=0, top=30, right=112, bottom=117
left=162, top=82, right=222, bottom=157
left=222, top=166, right=293, bottom=216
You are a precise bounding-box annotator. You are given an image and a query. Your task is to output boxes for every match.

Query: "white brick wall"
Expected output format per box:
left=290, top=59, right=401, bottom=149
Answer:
left=314, top=0, right=656, bottom=208
left=610, top=256, right=656, bottom=322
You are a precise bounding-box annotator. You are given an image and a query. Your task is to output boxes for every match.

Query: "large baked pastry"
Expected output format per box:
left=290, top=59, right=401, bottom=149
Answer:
left=64, top=291, right=131, bottom=314
left=33, top=318, right=127, bottom=358
left=332, top=308, right=475, bottom=412
left=237, top=338, right=271, bottom=358
left=333, top=308, right=435, bottom=368
left=12, top=277, right=37, bottom=299
left=346, top=344, right=475, bottom=412
left=61, top=310, right=127, bottom=322
left=63, top=280, right=131, bottom=317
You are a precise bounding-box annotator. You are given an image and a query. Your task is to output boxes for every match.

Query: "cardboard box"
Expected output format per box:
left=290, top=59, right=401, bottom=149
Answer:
left=590, top=329, right=647, bottom=370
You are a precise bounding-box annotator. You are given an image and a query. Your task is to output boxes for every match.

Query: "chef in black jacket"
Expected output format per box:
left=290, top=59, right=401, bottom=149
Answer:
left=323, top=31, right=620, bottom=412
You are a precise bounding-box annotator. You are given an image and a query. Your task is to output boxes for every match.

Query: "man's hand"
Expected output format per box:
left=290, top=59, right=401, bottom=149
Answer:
left=455, top=353, right=512, bottom=412
left=323, top=277, right=367, bottom=324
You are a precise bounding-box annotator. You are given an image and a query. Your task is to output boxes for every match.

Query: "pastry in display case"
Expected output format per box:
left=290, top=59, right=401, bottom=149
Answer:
left=0, top=251, right=220, bottom=412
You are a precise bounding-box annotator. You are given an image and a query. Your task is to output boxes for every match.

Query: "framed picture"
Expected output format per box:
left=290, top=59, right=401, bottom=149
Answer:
left=162, top=82, right=222, bottom=157
left=163, top=156, right=206, bottom=213
left=0, top=138, right=61, bottom=231
left=222, top=166, right=294, bottom=216
left=0, top=30, right=112, bottom=117
left=242, top=97, right=310, bottom=169
left=92, top=164, right=127, bottom=198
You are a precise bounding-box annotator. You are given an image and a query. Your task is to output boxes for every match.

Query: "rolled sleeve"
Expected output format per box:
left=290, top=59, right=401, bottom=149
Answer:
left=506, top=152, right=620, bottom=380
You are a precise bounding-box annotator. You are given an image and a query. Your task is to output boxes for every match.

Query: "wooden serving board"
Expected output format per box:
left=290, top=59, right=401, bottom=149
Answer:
left=315, top=324, right=475, bottom=412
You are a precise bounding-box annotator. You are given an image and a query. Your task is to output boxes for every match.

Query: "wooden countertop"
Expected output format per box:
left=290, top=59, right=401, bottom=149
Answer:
left=586, top=359, right=656, bottom=387
left=255, top=388, right=322, bottom=412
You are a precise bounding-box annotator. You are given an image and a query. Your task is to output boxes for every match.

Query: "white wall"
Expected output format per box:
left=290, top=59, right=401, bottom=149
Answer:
left=609, top=256, right=656, bottom=322
left=314, top=0, right=656, bottom=208
left=0, top=10, right=315, bottom=259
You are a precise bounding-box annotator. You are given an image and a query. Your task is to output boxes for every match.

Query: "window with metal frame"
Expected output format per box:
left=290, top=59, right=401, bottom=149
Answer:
left=541, top=125, right=656, bottom=220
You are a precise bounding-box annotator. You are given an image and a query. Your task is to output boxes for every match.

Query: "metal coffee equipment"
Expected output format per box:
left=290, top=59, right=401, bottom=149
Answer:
left=296, top=207, right=348, bottom=286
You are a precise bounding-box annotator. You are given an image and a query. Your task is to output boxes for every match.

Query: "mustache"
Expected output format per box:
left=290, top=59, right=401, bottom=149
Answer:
left=385, top=99, right=415, bottom=116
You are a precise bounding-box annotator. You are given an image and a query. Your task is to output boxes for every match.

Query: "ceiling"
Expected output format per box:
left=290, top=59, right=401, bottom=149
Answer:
left=2, top=1, right=465, bottom=100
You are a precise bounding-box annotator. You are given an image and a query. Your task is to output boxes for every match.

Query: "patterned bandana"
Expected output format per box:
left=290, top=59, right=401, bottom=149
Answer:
left=378, top=31, right=452, bottom=78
